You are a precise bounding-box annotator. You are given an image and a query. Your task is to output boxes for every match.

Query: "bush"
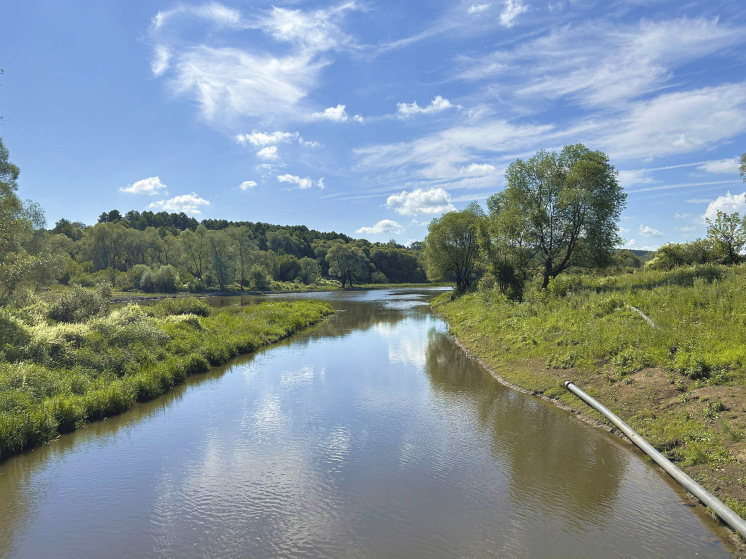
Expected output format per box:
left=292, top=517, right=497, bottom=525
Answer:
left=48, top=283, right=112, bottom=323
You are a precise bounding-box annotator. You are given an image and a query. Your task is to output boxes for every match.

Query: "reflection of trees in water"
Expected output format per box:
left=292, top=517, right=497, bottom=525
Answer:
left=0, top=374, right=205, bottom=558
left=424, top=329, right=624, bottom=529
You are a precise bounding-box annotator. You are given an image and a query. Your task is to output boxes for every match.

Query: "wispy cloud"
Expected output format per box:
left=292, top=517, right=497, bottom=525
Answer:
left=601, top=83, right=746, bottom=160
left=460, top=18, right=746, bottom=110
left=151, top=2, right=361, bottom=126
left=499, top=0, right=527, bottom=28
left=239, top=180, right=257, bottom=190
left=697, top=157, right=740, bottom=174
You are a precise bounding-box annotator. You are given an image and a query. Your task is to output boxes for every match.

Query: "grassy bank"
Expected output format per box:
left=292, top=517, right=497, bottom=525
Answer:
left=434, top=263, right=746, bottom=528
left=0, top=295, right=333, bottom=460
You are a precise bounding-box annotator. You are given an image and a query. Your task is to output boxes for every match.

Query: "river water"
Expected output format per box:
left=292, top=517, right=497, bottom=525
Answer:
left=0, top=288, right=735, bottom=558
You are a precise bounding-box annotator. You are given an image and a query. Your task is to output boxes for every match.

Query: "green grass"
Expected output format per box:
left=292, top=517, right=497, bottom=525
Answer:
left=0, top=296, right=333, bottom=460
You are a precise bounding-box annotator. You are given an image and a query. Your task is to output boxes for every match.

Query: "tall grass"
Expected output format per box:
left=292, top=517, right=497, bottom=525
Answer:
left=0, top=296, right=332, bottom=460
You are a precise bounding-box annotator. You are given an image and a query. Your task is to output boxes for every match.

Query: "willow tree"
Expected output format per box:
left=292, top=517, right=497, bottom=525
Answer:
left=422, top=203, right=483, bottom=291
left=489, top=144, right=625, bottom=290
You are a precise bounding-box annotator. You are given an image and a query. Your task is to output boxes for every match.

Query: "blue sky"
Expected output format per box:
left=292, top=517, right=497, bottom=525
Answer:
left=1, top=0, right=745, bottom=248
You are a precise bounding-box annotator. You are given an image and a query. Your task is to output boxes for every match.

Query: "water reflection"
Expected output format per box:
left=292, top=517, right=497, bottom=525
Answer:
left=425, top=328, right=622, bottom=527
left=0, top=288, right=735, bottom=558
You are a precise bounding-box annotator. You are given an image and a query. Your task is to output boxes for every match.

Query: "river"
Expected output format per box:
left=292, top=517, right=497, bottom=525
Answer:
left=0, top=288, right=735, bottom=557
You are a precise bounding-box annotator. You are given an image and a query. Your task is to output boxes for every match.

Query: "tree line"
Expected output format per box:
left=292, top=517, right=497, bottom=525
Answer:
left=0, top=137, right=426, bottom=299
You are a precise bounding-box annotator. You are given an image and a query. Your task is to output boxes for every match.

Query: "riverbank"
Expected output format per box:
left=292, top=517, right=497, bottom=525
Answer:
left=0, top=296, right=333, bottom=461
left=433, top=264, right=746, bottom=551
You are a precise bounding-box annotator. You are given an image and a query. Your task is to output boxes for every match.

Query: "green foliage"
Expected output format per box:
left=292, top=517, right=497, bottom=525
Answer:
left=706, top=209, right=746, bottom=265
left=488, top=144, right=626, bottom=290
left=422, top=204, right=483, bottom=290
left=326, top=243, right=369, bottom=288
left=0, top=294, right=333, bottom=460
left=47, top=283, right=112, bottom=323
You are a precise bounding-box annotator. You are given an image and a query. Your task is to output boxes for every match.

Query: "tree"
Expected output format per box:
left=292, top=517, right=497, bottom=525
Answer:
left=422, top=204, right=483, bottom=291
left=0, top=137, right=23, bottom=258
left=326, top=243, right=369, bottom=288
left=706, top=210, right=745, bottom=265
left=298, top=257, right=318, bottom=285
left=489, top=144, right=625, bottom=289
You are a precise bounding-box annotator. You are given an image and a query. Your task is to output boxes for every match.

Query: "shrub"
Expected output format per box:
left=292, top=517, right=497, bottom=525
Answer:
left=48, top=283, right=112, bottom=323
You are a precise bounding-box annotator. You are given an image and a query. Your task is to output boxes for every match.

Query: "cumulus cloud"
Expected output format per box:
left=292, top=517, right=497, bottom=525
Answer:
left=277, top=174, right=313, bottom=189
left=239, top=180, right=257, bottom=190
left=704, top=192, right=746, bottom=221
left=639, top=224, right=665, bottom=237
left=386, top=188, right=455, bottom=216
left=460, top=163, right=496, bottom=176
left=257, top=146, right=279, bottom=160
left=356, top=219, right=404, bottom=235
left=120, top=176, right=168, bottom=195
left=148, top=193, right=210, bottom=214
left=500, top=0, right=528, bottom=27
left=235, top=130, right=299, bottom=146
left=697, top=158, right=740, bottom=174
left=397, top=96, right=456, bottom=117
left=310, top=104, right=363, bottom=123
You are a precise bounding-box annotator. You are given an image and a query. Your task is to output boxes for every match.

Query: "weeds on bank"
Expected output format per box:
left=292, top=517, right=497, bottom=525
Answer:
left=0, top=293, right=333, bottom=460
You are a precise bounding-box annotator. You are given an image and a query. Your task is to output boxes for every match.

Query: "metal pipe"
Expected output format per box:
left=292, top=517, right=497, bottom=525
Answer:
left=564, top=380, right=746, bottom=540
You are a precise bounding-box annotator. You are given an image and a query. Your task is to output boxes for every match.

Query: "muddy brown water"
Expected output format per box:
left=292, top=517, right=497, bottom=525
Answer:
left=0, top=289, right=736, bottom=557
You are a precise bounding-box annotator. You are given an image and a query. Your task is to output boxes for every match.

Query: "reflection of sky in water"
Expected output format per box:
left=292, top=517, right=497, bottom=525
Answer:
left=0, top=288, right=734, bottom=559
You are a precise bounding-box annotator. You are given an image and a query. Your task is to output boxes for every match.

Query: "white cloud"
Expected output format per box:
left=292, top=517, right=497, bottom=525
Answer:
left=697, top=158, right=740, bottom=174
left=257, top=146, right=279, bottom=160
left=318, top=177, right=326, bottom=190
left=462, top=18, right=746, bottom=110
left=703, top=192, right=746, bottom=221
left=152, top=4, right=244, bottom=30
left=468, top=4, right=491, bottom=15
left=150, top=4, right=362, bottom=126
left=386, top=188, right=455, bottom=216
left=151, top=46, right=172, bottom=77
left=277, top=174, right=313, bottom=189
left=355, top=119, right=553, bottom=181
left=617, top=169, right=656, bottom=188
left=356, top=219, right=404, bottom=235
left=603, top=83, right=746, bottom=160
left=397, top=96, right=455, bottom=117
left=639, top=224, right=665, bottom=237
left=499, top=0, right=527, bottom=27
left=148, top=193, right=210, bottom=214
left=312, top=104, right=349, bottom=122
left=310, top=104, right=363, bottom=123
left=239, top=180, right=257, bottom=190
left=235, top=130, right=299, bottom=146
left=259, top=4, right=355, bottom=55
left=460, top=163, right=496, bottom=176
left=120, top=176, right=168, bottom=196
left=167, top=46, right=321, bottom=125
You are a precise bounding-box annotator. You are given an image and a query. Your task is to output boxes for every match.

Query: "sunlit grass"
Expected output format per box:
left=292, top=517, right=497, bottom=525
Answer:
left=0, top=296, right=333, bottom=460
